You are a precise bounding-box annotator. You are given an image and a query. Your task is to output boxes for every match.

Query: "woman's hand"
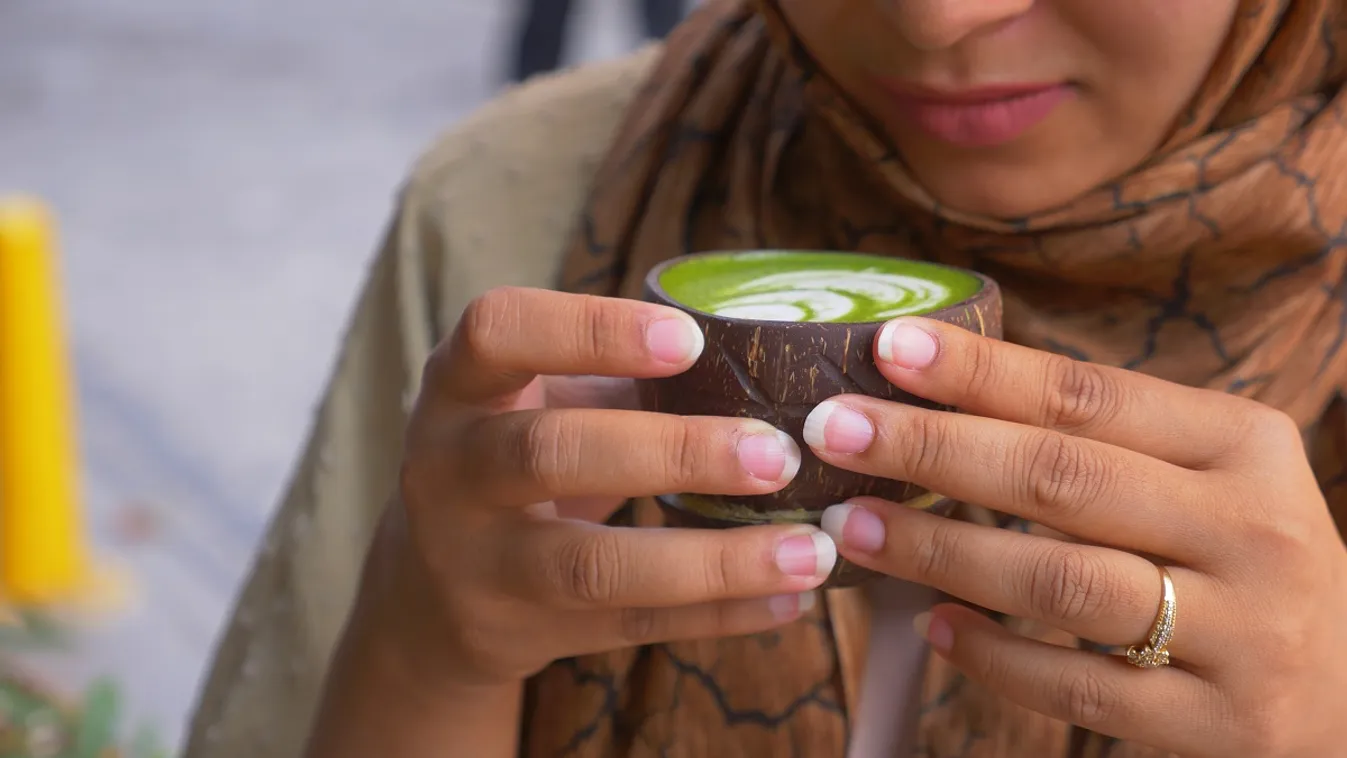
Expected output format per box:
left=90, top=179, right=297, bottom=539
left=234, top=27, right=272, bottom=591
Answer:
left=362, top=286, right=836, bottom=688
left=804, top=317, right=1347, bottom=757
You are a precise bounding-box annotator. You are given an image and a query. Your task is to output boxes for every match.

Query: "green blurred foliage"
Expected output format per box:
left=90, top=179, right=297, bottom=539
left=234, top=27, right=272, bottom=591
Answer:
left=1, top=611, right=169, bottom=758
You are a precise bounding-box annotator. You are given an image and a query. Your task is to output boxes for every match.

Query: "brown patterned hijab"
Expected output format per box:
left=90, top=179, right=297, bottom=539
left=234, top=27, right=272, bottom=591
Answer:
left=525, top=1, right=1347, bottom=756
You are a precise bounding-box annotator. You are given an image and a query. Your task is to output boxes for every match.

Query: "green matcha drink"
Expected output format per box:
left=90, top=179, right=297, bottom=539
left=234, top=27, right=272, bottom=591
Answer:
left=657, top=250, right=982, bottom=323
left=640, top=250, right=1002, bottom=588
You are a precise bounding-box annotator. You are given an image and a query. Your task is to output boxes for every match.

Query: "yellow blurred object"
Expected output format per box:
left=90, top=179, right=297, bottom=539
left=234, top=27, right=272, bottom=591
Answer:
left=0, top=197, right=89, bottom=605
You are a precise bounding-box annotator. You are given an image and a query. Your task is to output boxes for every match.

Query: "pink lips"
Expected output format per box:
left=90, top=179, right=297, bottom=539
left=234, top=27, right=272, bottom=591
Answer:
left=880, top=82, right=1072, bottom=148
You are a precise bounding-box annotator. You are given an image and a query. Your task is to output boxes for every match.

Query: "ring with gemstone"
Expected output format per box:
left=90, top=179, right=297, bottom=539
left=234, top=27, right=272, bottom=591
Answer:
left=1126, top=565, right=1177, bottom=669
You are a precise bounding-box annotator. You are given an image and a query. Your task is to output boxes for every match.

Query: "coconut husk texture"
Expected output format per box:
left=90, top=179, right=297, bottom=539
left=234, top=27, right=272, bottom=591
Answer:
left=638, top=255, right=1003, bottom=588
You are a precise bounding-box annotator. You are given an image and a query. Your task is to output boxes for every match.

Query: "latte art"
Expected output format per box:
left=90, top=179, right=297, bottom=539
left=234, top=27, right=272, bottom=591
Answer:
left=707, top=269, right=956, bottom=323
left=657, top=250, right=981, bottom=324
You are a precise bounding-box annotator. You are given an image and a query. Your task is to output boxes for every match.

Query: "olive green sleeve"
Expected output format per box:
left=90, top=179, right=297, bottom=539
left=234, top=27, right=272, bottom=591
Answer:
left=178, top=181, right=441, bottom=758
left=178, top=49, right=656, bottom=758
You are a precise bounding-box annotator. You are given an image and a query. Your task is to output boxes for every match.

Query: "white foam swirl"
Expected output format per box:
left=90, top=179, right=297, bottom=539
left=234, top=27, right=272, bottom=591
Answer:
left=708, top=269, right=953, bottom=322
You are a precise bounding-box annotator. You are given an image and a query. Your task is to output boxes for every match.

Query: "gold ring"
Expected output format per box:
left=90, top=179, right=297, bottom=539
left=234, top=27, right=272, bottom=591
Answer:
left=1126, top=565, right=1176, bottom=669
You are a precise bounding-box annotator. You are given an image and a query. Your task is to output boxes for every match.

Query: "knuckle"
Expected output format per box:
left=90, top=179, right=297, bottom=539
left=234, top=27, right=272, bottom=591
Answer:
left=555, top=532, right=625, bottom=605
left=1264, top=616, right=1313, bottom=664
left=959, top=335, right=1001, bottom=400
left=657, top=419, right=705, bottom=489
left=1026, top=545, right=1115, bottom=624
left=441, top=592, right=497, bottom=655
left=441, top=603, right=540, bottom=684
left=1240, top=514, right=1316, bottom=566
left=1239, top=403, right=1304, bottom=456
left=1043, top=356, right=1119, bottom=433
left=574, top=295, right=613, bottom=364
left=1055, top=667, right=1122, bottom=729
left=458, top=287, right=521, bottom=366
left=901, top=412, right=954, bottom=480
left=518, top=412, right=582, bottom=493
left=913, top=521, right=964, bottom=583
left=1018, top=430, right=1104, bottom=516
left=698, top=538, right=738, bottom=598
left=419, top=340, right=456, bottom=396
left=443, top=620, right=496, bottom=674
left=968, top=642, right=1016, bottom=693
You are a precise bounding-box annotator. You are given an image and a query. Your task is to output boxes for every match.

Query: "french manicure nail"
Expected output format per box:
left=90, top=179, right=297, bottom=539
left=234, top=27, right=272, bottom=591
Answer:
left=768, top=591, right=818, bottom=621
left=646, top=316, right=705, bottom=364
left=802, top=400, right=875, bottom=454
left=820, top=503, right=887, bottom=554
left=737, top=429, right=802, bottom=482
left=774, top=529, right=838, bottom=578
left=877, top=320, right=938, bottom=369
left=913, top=611, right=954, bottom=653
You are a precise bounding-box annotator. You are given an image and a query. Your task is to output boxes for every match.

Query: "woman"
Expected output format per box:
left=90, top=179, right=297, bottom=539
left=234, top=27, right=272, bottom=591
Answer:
left=182, top=1, right=1347, bottom=756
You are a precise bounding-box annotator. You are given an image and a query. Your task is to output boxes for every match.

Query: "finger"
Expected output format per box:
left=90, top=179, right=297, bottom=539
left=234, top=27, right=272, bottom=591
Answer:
left=552, top=494, right=627, bottom=524
left=871, top=317, right=1251, bottom=468
left=802, top=396, right=1218, bottom=559
left=478, top=375, right=640, bottom=522
left=562, top=591, right=821, bottom=654
left=454, top=409, right=801, bottom=508
left=429, top=287, right=704, bottom=407
left=503, top=520, right=838, bottom=608
left=543, top=375, right=640, bottom=410
left=917, top=604, right=1230, bottom=757
left=823, top=500, right=1224, bottom=666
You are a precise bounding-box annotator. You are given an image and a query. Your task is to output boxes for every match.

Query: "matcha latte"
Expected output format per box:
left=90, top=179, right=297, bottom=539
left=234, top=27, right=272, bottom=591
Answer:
left=658, top=250, right=983, bottom=323
left=639, top=250, right=1002, bottom=588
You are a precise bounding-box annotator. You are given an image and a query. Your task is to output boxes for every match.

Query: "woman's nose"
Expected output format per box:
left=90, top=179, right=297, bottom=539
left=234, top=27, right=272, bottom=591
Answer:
left=889, top=0, right=1035, bottom=50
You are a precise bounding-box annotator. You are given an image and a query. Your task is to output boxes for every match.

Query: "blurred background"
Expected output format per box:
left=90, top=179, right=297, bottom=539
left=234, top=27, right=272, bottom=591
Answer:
left=0, top=0, right=688, bottom=754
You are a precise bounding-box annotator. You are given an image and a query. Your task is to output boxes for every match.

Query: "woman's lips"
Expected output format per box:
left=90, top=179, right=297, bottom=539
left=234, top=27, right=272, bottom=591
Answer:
left=879, top=82, right=1073, bottom=148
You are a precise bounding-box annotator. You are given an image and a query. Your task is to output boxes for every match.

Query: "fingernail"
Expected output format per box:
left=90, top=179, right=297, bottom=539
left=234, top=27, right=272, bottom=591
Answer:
left=768, top=591, right=817, bottom=621
left=913, top=611, right=954, bottom=653
left=802, top=400, right=875, bottom=454
left=877, top=320, right=938, bottom=369
left=820, top=503, right=886, bottom=554
left=646, top=316, right=705, bottom=364
left=774, top=529, right=838, bottom=578
left=737, top=429, right=802, bottom=482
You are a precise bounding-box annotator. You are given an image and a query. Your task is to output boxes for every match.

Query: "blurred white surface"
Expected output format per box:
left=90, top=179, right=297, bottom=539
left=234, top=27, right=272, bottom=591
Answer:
left=0, top=0, right=650, bottom=747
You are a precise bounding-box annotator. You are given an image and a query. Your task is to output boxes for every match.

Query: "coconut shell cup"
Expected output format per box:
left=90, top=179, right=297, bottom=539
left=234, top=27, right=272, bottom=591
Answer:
left=636, top=251, right=1003, bottom=589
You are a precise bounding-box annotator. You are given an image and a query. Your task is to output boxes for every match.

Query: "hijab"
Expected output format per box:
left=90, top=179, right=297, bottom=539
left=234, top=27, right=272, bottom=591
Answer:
left=524, top=1, right=1347, bottom=755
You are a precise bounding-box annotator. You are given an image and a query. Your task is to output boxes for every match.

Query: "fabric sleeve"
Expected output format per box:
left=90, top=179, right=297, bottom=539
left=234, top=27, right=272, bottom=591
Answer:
left=178, top=50, right=653, bottom=758
left=178, top=183, right=442, bottom=758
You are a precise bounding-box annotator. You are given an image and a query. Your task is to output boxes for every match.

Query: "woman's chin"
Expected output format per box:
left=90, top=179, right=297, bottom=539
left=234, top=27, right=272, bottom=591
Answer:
left=909, top=160, right=1107, bottom=220
left=885, top=112, right=1141, bottom=221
